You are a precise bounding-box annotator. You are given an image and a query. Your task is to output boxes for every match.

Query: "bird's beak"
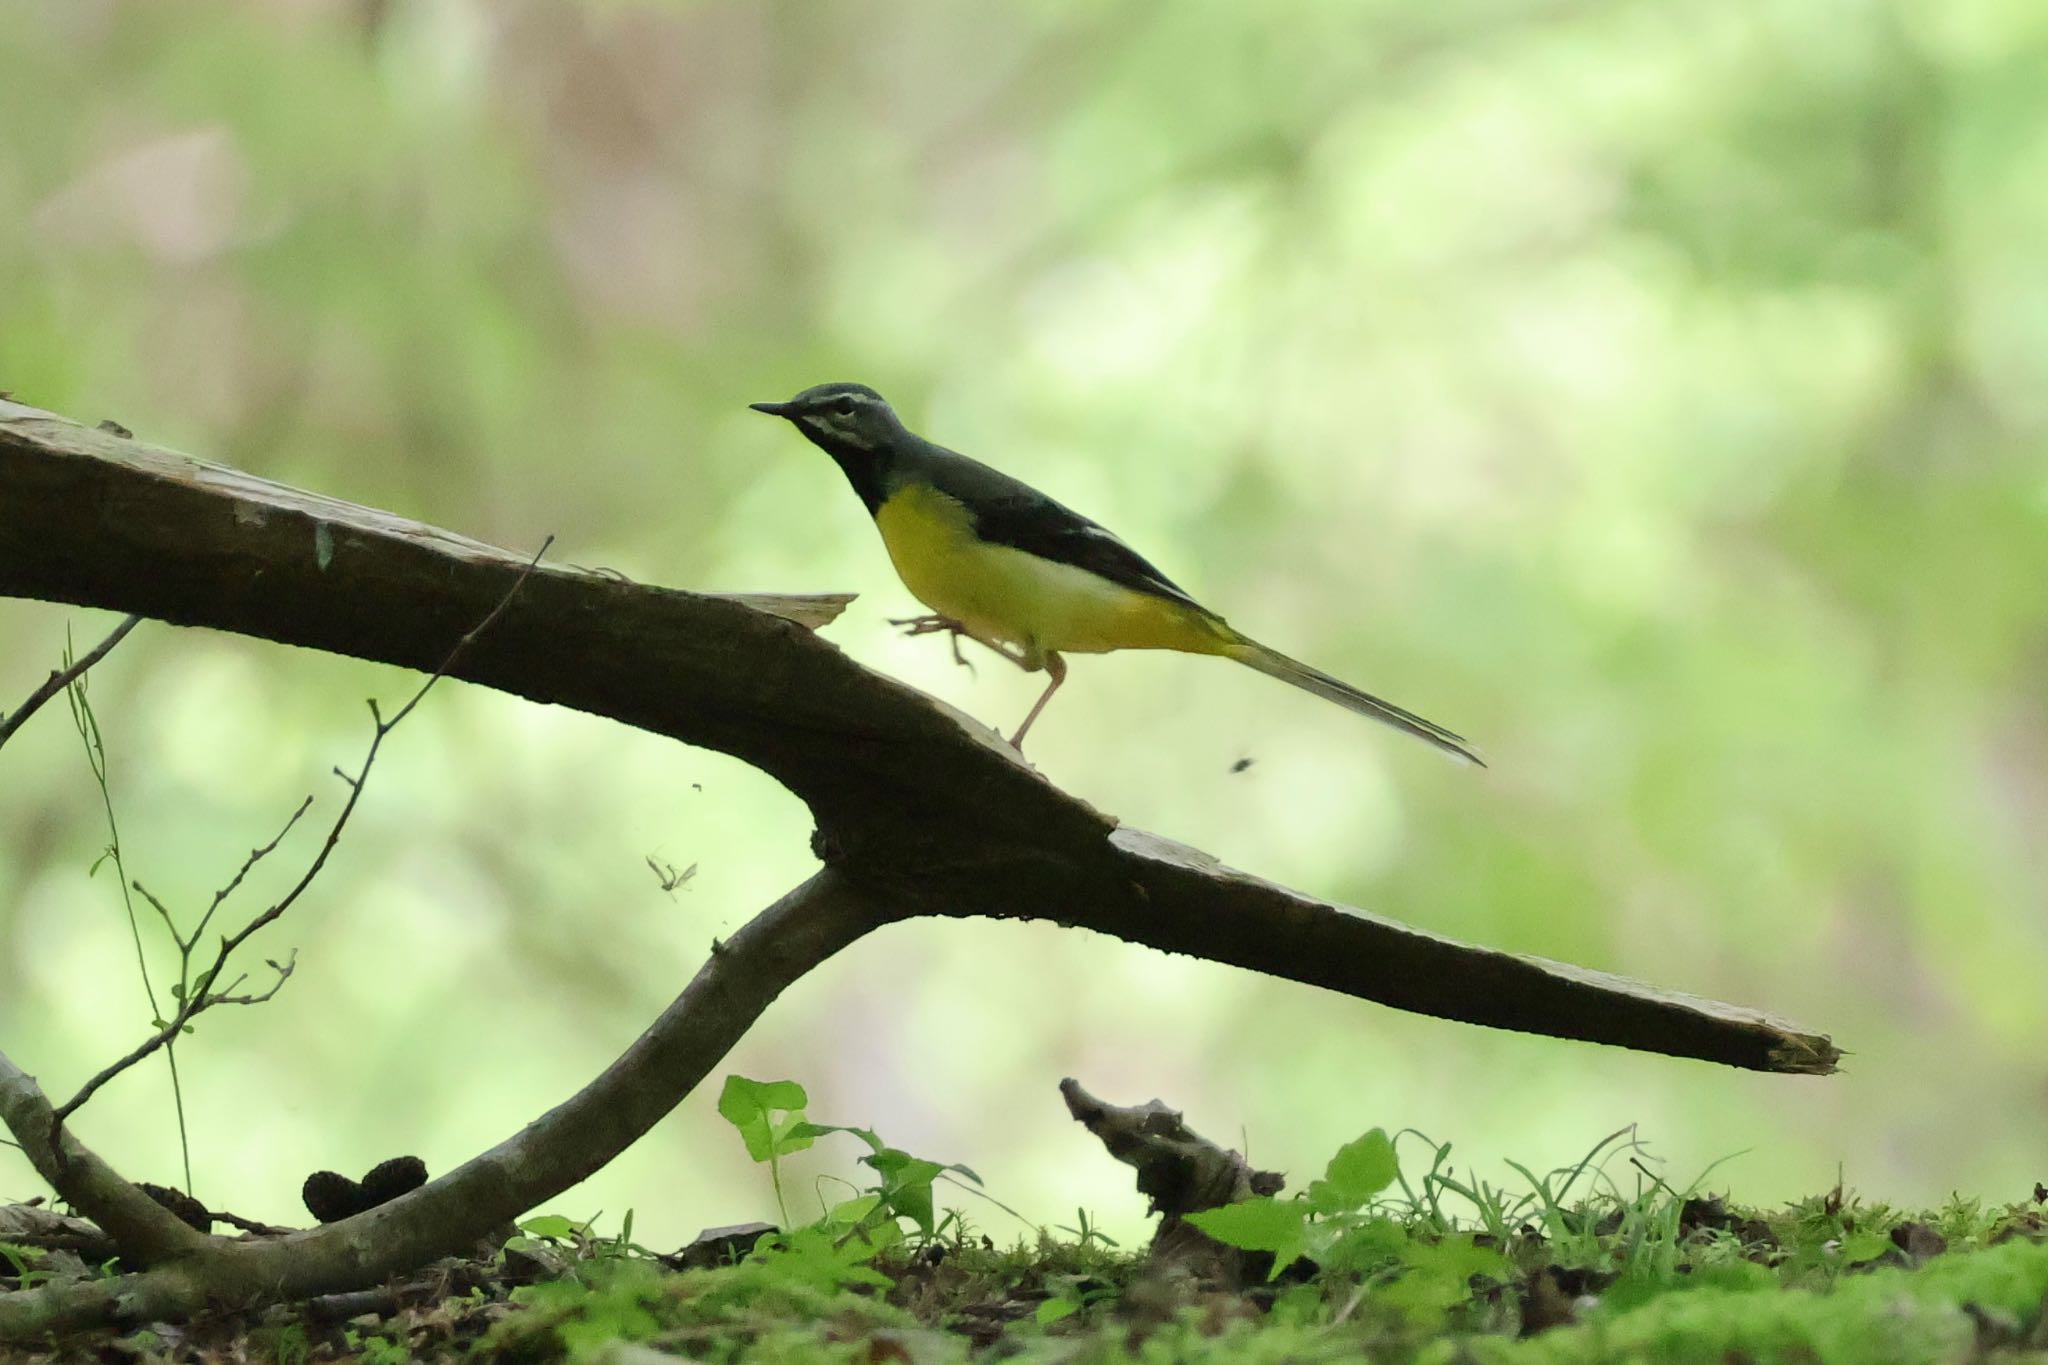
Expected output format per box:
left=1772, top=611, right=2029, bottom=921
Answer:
left=749, top=400, right=797, bottom=417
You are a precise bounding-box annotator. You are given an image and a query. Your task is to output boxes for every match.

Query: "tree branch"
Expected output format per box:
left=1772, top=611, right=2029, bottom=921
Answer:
left=0, top=870, right=886, bottom=1336
left=0, top=397, right=1839, bottom=1338
left=0, top=398, right=1833, bottom=1073
left=51, top=536, right=551, bottom=1126
left=0, top=1051, right=204, bottom=1269
left=0, top=613, right=140, bottom=751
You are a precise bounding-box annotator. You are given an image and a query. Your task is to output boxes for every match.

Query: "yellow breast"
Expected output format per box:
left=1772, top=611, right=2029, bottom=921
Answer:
left=870, top=483, right=1232, bottom=658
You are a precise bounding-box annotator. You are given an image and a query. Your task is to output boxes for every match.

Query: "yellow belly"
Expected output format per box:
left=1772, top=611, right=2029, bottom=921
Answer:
left=872, top=485, right=1232, bottom=657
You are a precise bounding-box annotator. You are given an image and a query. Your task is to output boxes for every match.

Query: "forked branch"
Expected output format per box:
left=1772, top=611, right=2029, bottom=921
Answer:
left=49, top=536, right=553, bottom=1129
left=0, top=613, right=140, bottom=751
left=0, top=398, right=1838, bottom=1338
left=0, top=399, right=1835, bottom=1073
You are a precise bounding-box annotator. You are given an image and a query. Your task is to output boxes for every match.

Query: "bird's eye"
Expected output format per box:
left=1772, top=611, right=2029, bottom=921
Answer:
left=833, top=400, right=856, bottom=418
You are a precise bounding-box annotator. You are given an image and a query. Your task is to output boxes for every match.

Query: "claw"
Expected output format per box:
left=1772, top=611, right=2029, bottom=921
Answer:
left=889, top=613, right=1031, bottom=674
left=889, top=614, right=978, bottom=674
left=888, top=613, right=959, bottom=637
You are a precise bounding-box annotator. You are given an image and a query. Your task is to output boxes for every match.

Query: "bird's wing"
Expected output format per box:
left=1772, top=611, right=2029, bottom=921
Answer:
left=920, top=446, right=1209, bottom=612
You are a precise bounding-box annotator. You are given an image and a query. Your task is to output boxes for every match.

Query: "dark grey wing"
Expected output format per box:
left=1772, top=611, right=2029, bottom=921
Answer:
left=921, top=446, right=1207, bottom=610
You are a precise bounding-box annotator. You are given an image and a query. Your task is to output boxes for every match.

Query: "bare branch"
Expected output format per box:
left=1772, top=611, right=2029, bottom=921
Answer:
left=0, top=614, right=140, bottom=751
left=127, top=880, right=180, bottom=939
left=201, top=949, right=297, bottom=1008
left=0, top=1050, right=204, bottom=1268
left=0, top=1201, right=119, bottom=1264
left=0, top=398, right=1835, bottom=1073
left=0, top=397, right=1843, bottom=1340
left=49, top=539, right=552, bottom=1126
left=0, top=871, right=883, bottom=1338
left=187, top=795, right=314, bottom=950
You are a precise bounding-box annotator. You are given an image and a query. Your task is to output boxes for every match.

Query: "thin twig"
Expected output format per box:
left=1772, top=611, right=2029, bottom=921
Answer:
left=209, top=1208, right=295, bottom=1237
left=186, top=795, right=314, bottom=951
left=51, top=538, right=553, bottom=1127
left=58, top=628, right=187, bottom=1186
left=0, top=615, right=141, bottom=751
left=0, top=1048, right=208, bottom=1271
left=129, top=881, right=180, bottom=940
left=199, top=949, right=297, bottom=1006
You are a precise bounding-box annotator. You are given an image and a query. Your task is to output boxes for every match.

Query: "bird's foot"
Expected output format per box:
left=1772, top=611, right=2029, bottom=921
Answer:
left=889, top=615, right=1036, bottom=673
left=889, top=614, right=978, bottom=673
left=889, top=613, right=964, bottom=638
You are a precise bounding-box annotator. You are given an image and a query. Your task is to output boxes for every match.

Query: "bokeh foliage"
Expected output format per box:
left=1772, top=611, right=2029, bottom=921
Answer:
left=2, top=0, right=2045, bottom=1244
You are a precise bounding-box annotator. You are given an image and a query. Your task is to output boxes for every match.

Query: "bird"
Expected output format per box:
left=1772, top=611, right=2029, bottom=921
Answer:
left=750, top=382, right=1482, bottom=763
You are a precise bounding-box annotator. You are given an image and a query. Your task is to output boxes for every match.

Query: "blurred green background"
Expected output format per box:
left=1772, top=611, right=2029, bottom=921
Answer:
left=4, top=0, right=2046, bottom=1247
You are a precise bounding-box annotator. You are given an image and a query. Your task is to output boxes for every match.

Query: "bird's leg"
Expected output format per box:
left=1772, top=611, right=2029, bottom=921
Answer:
left=979, top=636, right=1032, bottom=670
left=889, top=613, right=978, bottom=673
left=889, top=614, right=1031, bottom=674
left=888, top=613, right=958, bottom=637
left=1008, top=650, right=1066, bottom=750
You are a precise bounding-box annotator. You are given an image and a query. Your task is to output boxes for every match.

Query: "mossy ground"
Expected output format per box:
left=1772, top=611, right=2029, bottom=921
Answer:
left=14, top=1182, right=2046, bottom=1364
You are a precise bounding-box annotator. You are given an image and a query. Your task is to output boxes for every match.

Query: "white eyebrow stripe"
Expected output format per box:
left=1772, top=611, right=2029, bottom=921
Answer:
left=809, top=412, right=875, bottom=446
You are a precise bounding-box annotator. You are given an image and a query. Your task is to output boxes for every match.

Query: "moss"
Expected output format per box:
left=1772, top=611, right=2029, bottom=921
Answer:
left=1451, top=1237, right=2048, bottom=1365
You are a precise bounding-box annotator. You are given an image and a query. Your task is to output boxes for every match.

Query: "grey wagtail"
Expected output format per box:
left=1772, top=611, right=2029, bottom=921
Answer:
left=751, top=382, right=1481, bottom=763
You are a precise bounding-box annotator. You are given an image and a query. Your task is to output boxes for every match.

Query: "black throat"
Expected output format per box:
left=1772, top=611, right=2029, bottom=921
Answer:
left=799, top=429, right=893, bottom=515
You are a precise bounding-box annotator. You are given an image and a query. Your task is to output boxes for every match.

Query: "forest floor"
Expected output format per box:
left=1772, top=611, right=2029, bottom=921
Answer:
left=8, top=1114, right=2048, bottom=1364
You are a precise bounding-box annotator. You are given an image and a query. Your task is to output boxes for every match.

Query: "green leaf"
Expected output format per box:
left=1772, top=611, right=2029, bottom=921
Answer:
left=826, top=1193, right=883, bottom=1228
left=0, top=1241, right=51, bottom=1288
left=866, top=1150, right=941, bottom=1187
left=794, top=1126, right=980, bottom=1235
left=1308, top=1128, right=1398, bottom=1213
left=747, top=1226, right=894, bottom=1292
left=1186, top=1198, right=1311, bottom=1278
left=517, top=1214, right=581, bottom=1241
left=1836, top=1229, right=1892, bottom=1266
left=1035, top=1295, right=1081, bottom=1327
left=866, top=1150, right=946, bottom=1235
left=857, top=1220, right=905, bottom=1256
left=716, top=1075, right=815, bottom=1163
left=1376, top=1234, right=1507, bottom=1324
left=1269, top=1281, right=1326, bottom=1325
left=803, top=1123, right=885, bottom=1152
left=550, top=1261, right=665, bottom=1354
left=1320, top=1215, right=1413, bottom=1273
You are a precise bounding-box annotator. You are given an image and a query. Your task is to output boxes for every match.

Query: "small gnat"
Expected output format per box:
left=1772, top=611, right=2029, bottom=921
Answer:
left=313, top=521, right=334, bottom=570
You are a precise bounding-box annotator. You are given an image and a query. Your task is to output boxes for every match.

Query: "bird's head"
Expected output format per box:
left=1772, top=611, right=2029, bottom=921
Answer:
left=749, top=383, right=906, bottom=454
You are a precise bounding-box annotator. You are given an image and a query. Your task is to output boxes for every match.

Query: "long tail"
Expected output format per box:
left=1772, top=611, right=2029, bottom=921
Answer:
left=1225, top=636, right=1484, bottom=766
